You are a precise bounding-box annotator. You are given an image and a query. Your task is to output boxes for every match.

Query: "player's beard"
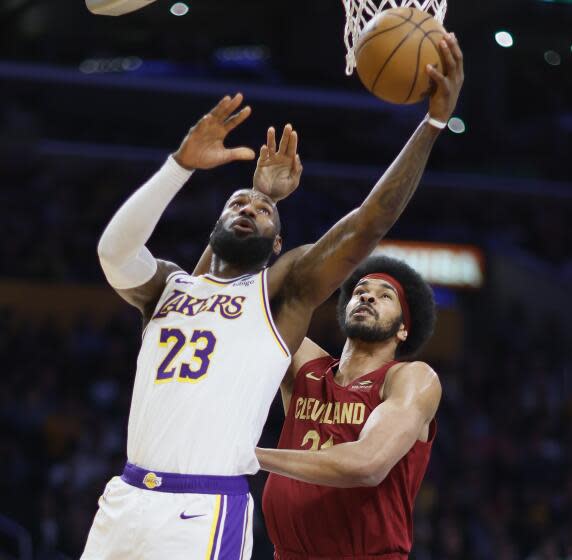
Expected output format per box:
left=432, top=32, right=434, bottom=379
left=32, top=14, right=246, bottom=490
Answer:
left=209, top=219, right=275, bottom=269
left=342, top=313, right=403, bottom=343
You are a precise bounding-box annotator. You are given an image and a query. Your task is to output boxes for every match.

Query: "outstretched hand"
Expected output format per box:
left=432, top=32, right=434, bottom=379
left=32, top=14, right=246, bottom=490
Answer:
left=173, top=93, right=256, bottom=170
left=253, top=124, right=303, bottom=202
left=426, top=32, right=464, bottom=123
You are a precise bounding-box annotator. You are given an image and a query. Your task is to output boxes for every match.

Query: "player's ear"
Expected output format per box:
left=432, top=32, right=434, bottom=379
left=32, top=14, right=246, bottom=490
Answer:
left=397, top=324, right=408, bottom=342
left=273, top=235, right=282, bottom=256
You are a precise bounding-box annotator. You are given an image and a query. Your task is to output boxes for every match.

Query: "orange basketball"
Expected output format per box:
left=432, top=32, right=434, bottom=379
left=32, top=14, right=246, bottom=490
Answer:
left=355, top=7, right=447, bottom=105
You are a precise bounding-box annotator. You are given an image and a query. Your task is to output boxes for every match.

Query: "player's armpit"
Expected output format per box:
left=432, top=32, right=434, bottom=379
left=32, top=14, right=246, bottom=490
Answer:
left=286, top=338, right=329, bottom=381
left=116, top=259, right=181, bottom=324
left=279, top=338, right=329, bottom=414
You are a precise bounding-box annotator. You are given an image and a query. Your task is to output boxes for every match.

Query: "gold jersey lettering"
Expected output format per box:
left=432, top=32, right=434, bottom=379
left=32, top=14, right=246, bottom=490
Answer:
left=294, top=398, right=368, bottom=425
left=304, top=398, right=314, bottom=420
left=322, top=403, right=333, bottom=424
left=310, top=400, right=326, bottom=421
left=353, top=403, right=365, bottom=424
left=333, top=402, right=341, bottom=424
left=295, top=397, right=304, bottom=419
left=341, top=402, right=354, bottom=423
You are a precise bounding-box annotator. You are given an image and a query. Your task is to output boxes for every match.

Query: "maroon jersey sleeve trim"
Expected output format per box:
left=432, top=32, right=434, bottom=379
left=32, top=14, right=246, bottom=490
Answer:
left=415, top=418, right=437, bottom=447
left=365, top=360, right=400, bottom=407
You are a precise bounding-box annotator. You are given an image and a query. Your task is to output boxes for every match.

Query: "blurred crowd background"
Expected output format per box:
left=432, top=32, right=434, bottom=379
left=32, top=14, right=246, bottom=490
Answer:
left=1, top=0, right=571, bottom=558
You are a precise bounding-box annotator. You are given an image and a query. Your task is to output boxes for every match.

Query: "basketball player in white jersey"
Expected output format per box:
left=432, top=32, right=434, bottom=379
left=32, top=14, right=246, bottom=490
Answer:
left=82, top=40, right=462, bottom=559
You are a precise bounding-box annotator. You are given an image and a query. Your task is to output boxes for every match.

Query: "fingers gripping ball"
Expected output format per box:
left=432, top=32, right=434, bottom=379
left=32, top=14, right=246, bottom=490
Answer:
left=355, top=7, right=447, bottom=105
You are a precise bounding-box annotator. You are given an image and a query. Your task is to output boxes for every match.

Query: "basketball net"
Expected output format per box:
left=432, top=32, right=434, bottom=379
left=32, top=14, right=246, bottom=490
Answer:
left=343, top=0, right=447, bottom=75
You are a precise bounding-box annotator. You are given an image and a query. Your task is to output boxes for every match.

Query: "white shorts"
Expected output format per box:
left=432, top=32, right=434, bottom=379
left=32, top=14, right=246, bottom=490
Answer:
left=81, top=467, right=253, bottom=560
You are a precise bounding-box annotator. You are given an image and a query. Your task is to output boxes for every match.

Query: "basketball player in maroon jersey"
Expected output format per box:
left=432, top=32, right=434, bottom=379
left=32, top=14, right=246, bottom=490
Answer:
left=259, top=255, right=439, bottom=559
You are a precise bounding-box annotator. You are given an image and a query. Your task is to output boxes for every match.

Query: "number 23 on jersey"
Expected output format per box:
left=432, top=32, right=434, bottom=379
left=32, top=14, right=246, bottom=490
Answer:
left=155, top=327, right=217, bottom=384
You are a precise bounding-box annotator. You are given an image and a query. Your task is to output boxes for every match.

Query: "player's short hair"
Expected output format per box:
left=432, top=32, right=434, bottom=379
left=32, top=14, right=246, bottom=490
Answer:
left=337, top=256, right=436, bottom=358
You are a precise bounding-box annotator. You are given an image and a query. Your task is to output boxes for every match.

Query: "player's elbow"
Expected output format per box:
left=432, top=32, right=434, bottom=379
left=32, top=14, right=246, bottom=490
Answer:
left=358, top=468, right=389, bottom=488
left=97, top=232, right=124, bottom=268
left=352, top=459, right=390, bottom=488
left=97, top=235, right=114, bottom=264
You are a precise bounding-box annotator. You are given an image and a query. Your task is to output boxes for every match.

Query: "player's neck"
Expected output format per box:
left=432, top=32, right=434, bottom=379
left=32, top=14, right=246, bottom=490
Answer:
left=209, top=255, right=264, bottom=279
left=337, top=338, right=397, bottom=385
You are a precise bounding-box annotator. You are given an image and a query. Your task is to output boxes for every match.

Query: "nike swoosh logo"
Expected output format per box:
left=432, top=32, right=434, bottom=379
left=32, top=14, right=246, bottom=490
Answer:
left=180, top=512, right=205, bottom=520
left=305, top=371, right=325, bottom=381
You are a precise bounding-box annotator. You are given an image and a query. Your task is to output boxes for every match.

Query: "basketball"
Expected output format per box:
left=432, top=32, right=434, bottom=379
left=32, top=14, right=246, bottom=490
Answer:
left=355, top=7, right=447, bottom=105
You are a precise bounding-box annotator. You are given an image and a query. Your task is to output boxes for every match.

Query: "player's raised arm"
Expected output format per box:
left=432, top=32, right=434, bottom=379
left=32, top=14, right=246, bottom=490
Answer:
left=270, top=34, right=463, bottom=316
left=97, top=94, right=255, bottom=318
left=256, top=361, right=441, bottom=488
left=191, top=123, right=303, bottom=276
left=253, top=124, right=303, bottom=202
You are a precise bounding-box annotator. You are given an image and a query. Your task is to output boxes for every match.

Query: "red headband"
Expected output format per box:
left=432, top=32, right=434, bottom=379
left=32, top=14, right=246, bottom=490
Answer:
left=361, top=273, right=411, bottom=332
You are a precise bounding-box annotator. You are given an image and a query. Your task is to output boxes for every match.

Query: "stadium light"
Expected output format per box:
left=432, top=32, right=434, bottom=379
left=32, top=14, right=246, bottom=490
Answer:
left=544, top=50, right=561, bottom=65
left=170, top=2, right=189, bottom=16
left=495, top=31, right=514, bottom=48
left=448, top=117, right=466, bottom=134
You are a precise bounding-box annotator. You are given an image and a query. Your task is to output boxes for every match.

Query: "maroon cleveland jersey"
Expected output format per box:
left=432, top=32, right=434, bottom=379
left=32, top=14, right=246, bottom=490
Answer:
left=262, top=356, right=436, bottom=560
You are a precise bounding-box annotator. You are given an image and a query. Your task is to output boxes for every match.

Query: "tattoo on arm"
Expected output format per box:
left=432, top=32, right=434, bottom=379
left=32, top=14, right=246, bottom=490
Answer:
left=282, top=122, right=440, bottom=309
left=363, top=122, right=439, bottom=235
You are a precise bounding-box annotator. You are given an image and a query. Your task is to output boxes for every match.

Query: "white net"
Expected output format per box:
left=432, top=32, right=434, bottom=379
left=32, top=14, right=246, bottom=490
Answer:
left=343, top=0, right=447, bottom=75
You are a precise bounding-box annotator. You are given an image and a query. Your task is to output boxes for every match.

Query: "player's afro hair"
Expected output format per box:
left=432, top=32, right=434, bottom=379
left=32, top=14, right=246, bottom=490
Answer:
left=337, top=256, right=436, bottom=358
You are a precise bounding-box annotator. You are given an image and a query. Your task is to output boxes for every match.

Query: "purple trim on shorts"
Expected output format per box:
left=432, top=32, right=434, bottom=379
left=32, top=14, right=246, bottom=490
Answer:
left=218, top=494, right=249, bottom=559
left=240, top=495, right=250, bottom=560
left=121, top=463, right=249, bottom=495
left=210, top=495, right=226, bottom=560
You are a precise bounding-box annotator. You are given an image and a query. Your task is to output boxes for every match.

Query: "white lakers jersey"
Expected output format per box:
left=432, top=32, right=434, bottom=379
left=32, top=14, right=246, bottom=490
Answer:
left=127, top=269, right=291, bottom=475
